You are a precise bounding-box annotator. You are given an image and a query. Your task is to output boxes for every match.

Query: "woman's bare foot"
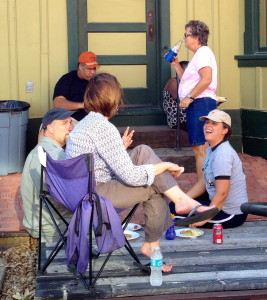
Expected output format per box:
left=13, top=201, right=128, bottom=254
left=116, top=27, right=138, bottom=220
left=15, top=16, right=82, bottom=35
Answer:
left=175, top=201, right=215, bottom=215
left=140, top=242, right=172, bottom=273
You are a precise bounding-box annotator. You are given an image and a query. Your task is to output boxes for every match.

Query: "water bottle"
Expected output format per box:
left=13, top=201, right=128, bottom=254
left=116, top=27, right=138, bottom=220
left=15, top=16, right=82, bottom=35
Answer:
left=164, top=40, right=183, bottom=63
left=150, top=246, right=163, bottom=286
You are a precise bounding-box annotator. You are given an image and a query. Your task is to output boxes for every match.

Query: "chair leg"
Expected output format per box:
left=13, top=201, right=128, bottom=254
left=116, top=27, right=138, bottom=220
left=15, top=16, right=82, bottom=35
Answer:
left=121, top=204, right=141, bottom=264
left=84, top=204, right=142, bottom=288
left=38, top=196, right=68, bottom=273
left=121, top=204, right=140, bottom=230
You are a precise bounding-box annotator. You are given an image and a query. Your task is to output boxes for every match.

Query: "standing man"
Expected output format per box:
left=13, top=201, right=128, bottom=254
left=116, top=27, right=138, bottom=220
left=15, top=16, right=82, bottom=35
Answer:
left=53, top=51, right=100, bottom=121
left=21, top=108, right=75, bottom=241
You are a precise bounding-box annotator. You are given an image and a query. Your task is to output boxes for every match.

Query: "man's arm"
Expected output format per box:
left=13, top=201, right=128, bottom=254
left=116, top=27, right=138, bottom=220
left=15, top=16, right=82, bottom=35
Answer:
left=54, top=96, right=84, bottom=111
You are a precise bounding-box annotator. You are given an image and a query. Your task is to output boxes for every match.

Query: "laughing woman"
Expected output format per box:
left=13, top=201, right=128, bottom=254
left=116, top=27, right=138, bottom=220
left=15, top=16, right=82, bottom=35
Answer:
left=170, top=109, right=248, bottom=229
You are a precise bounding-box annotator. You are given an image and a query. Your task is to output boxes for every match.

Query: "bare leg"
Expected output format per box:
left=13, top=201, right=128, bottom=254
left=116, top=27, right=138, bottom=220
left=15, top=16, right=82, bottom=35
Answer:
left=192, top=144, right=206, bottom=180
left=164, top=186, right=214, bottom=215
left=141, top=241, right=172, bottom=272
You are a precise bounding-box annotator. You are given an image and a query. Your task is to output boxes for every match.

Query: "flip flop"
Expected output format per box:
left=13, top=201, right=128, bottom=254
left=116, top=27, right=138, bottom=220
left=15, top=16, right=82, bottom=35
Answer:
left=174, top=205, right=219, bottom=227
left=133, top=262, right=172, bottom=275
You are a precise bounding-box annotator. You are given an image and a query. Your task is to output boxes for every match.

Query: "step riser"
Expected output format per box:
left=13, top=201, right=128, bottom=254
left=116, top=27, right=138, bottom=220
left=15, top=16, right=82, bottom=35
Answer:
left=118, top=126, right=189, bottom=149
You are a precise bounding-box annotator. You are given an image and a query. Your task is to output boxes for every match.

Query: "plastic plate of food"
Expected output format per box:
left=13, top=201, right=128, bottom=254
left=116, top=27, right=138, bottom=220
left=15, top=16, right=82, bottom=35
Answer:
left=175, top=228, right=204, bottom=238
left=123, top=223, right=142, bottom=231
left=124, top=230, right=140, bottom=241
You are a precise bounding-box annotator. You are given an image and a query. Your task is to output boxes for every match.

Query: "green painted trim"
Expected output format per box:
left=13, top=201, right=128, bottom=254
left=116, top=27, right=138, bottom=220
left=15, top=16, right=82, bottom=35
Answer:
left=117, top=107, right=163, bottom=116
left=221, top=109, right=242, bottom=153
left=159, top=0, right=171, bottom=98
left=87, top=23, right=147, bottom=32
left=111, top=110, right=166, bottom=127
left=66, top=0, right=79, bottom=71
left=241, top=109, right=267, bottom=138
left=66, top=0, right=171, bottom=124
left=234, top=54, right=267, bottom=60
left=226, top=109, right=242, bottom=135
left=242, top=137, right=267, bottom=159
left=241, top=109, right=267, bottom=159
left=234, top=54, right=267, bottom=67
left=244, top=0, right=259, bottom=54
left=98, top=55, right=148, bottom=65
left=123, top=89, right=149, bottom=106
left=235, top=0, right=267, bottom=67
left=77, top=0, right=88, bottom=53
left=26, top=118, right=42, bottom=155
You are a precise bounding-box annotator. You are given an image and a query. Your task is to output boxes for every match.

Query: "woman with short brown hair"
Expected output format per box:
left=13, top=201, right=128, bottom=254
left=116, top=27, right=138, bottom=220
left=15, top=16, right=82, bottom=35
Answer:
left=66, top=72, right=216, bottom=271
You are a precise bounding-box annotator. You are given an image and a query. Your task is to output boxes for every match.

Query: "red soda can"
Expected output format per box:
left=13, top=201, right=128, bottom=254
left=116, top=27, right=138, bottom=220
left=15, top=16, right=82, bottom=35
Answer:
left=213, top=224, right=223, bottom=244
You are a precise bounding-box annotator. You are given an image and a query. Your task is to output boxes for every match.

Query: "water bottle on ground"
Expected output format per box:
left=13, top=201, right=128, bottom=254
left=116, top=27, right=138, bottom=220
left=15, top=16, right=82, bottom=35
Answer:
left=150, top=246, right=163, bottom=286
left=164, top=40, right=183, bottom=63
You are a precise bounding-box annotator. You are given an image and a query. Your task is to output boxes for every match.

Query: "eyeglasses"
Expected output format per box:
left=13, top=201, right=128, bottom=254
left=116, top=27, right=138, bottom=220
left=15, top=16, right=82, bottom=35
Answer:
left=184, top=33, right=193, bottom=38
left=81, top=64, right=99, bottom=71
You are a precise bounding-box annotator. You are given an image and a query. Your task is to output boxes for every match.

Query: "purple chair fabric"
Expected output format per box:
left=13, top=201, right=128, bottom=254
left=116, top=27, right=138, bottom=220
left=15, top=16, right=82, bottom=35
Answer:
left=43, top=152, right=125, bottom=273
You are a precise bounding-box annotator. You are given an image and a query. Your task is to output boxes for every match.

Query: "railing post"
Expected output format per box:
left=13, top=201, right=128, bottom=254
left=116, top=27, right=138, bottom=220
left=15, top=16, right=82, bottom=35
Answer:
left=175, top=76, right=181, bottom=150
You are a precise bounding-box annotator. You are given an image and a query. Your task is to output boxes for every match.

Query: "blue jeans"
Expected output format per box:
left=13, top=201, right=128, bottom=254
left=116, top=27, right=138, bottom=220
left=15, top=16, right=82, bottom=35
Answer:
left=185, top=97, right=217, bottom=146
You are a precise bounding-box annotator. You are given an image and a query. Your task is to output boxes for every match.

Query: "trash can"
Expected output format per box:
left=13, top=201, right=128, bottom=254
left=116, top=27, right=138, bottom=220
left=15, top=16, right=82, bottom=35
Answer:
left=0, top=100, right=30, bottom=175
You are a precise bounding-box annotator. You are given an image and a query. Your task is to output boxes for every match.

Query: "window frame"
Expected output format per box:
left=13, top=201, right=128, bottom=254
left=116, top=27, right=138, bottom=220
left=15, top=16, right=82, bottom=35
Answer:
left=235, top=0, right=267, bottom=67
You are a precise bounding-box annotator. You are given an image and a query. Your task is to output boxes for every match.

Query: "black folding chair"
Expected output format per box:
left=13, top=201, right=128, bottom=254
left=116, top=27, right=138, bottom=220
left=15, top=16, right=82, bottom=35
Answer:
left=37, top=146, right=141, bottom=288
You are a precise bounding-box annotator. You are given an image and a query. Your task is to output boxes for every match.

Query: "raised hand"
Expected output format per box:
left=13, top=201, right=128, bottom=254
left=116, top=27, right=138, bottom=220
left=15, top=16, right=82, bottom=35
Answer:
left=122, top=126, right=135, bottom=149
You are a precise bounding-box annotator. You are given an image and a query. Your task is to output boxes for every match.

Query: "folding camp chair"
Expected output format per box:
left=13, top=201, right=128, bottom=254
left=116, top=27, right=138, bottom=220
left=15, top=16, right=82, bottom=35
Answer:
left=37, top=146, right=142, bottom=288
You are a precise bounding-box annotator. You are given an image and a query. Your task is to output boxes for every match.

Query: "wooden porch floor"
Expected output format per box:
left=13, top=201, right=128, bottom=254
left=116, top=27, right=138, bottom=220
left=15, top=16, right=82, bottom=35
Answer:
left=35, top=220, right=267, bottom=300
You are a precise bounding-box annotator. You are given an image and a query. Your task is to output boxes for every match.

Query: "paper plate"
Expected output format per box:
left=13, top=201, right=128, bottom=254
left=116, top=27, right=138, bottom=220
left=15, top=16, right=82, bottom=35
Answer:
left=124, top=223, right=142, bottom=231
left=124, top=230, right=140, bottom=241
left=175, top=228, right=204, bottom=238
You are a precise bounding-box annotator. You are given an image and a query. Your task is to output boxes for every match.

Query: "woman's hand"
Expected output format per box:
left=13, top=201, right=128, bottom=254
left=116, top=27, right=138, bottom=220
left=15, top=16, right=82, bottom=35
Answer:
left=170, top=56, right=180, bottom=67
left=154, top=162, right=184, bottom=178
left=122, top=127, right=135, bottom=149
left=189, top=220, right=208, bottom=228
left=179, top=97, right=193, bottom=108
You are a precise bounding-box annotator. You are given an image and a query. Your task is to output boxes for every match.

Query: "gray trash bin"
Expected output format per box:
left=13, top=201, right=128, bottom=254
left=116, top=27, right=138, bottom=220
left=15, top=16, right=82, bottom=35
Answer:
left=0, top=100, right=30, bottom=175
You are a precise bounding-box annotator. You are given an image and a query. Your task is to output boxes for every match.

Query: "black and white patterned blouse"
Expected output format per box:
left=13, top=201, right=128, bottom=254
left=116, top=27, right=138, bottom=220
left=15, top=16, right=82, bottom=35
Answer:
left=66, top=111, right=155, bottom=186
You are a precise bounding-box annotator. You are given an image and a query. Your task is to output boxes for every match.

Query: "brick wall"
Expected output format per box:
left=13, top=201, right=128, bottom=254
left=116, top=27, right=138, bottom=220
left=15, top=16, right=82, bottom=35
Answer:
left=0, top=174, right=24, bottom=232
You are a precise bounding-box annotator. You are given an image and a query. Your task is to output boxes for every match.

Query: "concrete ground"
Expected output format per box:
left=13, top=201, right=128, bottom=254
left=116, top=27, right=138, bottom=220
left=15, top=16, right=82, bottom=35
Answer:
left=0, top=151, right=266, bottom=297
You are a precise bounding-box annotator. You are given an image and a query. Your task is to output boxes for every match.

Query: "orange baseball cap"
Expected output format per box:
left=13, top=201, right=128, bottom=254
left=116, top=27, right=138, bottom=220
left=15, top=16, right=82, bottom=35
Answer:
left=78, top=51, right=100, bottom=68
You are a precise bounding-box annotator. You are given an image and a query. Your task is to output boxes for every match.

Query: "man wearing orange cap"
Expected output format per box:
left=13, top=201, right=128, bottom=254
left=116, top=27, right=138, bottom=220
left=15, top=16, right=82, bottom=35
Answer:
left=53, top=51, right=100, bottom=121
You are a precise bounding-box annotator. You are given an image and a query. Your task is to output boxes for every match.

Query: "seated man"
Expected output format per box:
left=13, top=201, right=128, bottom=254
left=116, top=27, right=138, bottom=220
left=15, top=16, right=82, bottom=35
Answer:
left=53, top=51, right=100, bottom=121
left=21, top=108, right=75, bottom=241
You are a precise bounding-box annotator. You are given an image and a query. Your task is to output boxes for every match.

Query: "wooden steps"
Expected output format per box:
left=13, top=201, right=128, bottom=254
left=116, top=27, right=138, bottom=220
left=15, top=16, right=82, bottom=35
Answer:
left=118, top=126, right=195, bottom=173
left=118, top=126, right=190, bottom=149
left=35, top=220, right=267, bottom=299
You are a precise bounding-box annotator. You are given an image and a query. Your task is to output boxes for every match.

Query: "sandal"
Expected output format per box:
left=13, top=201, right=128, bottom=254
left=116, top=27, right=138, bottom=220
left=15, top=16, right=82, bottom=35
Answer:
left=133, top=262, right=172, bottom=275
left=174, top=205, right=219, bottom=227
